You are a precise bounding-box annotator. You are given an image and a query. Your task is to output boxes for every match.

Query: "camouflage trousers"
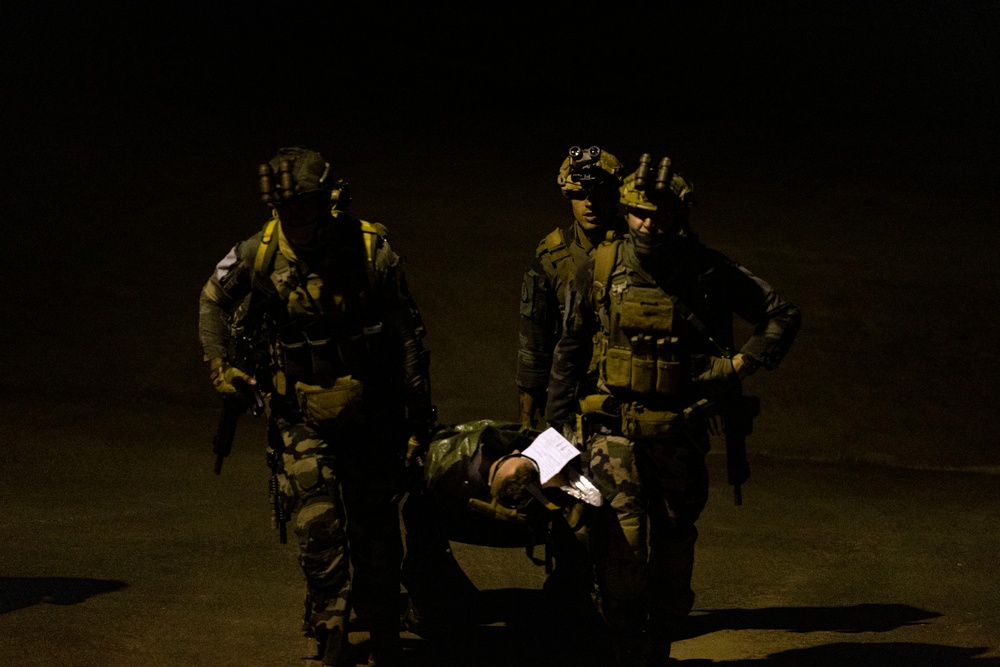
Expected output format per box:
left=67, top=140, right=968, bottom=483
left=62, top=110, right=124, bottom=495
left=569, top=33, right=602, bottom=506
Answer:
left=585, top=423, right=710, bottom=652
left=278, top=417, right=405, bottom=659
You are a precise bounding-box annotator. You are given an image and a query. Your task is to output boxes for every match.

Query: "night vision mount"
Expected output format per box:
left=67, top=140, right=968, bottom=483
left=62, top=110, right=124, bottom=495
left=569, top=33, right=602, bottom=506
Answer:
left=567, top=145, right=608, bottom=185
left=258, top=159, right=351, bottom=210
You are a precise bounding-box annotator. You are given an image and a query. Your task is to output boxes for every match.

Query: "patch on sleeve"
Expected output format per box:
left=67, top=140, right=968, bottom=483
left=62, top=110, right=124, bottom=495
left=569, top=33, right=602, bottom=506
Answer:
left=214, top=246, right=239, bottom=281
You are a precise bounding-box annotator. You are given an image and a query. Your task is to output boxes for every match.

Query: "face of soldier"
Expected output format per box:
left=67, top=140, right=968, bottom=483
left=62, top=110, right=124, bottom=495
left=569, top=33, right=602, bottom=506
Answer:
left=626, top=206, right=678, bottom=236
left=570, top=184, right=618, bottom=231
left=275, top=191, right=329, bottom=250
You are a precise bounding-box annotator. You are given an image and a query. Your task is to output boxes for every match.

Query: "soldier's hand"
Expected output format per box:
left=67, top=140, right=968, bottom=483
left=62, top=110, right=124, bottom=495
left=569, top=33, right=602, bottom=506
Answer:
left=693, top=356, right=741, bottom=395
left=209, top=357, right=256, bottom=395
left=405, top=434, right=426, bottom=469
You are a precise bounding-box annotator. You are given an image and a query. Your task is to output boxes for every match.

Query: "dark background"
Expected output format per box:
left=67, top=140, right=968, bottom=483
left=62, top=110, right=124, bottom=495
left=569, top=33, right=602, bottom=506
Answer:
left=2, top=3, right=1000, bottom=666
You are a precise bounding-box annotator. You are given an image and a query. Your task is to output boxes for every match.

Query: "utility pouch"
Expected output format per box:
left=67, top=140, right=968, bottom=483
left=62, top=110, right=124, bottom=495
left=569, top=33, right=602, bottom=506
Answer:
left=276, top=327, right=311, bottom=379
left=578, top=394, right=621, bottom=442
left=621, top=402, right=681, bottom=440
left=619, top=287, right=675, bottom=335
left=294, top=376, right=364, bottom=428
left=630, top=335, right=657, bottom=394
left=655, top=337, right=683, bottom=396
left=605, top=346, right=633, bottom=389
left=301, top=321, right=338, bottom=378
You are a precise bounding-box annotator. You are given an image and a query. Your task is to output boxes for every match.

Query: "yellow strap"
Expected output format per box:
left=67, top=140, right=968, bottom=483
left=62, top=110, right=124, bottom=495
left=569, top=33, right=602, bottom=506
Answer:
left=254, top=216, right=279, bottom=274
left=359, top=219, right=378, bottom=266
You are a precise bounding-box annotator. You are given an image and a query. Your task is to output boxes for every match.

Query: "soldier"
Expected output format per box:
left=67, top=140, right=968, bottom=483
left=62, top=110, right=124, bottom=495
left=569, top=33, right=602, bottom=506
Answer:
left=400, top=420, right=557, bottom=638
left=198, top=147, right=433, bottom=667
left=517, top=145, right=627, bottom=430
left=545, top=153, right=801, bottom=666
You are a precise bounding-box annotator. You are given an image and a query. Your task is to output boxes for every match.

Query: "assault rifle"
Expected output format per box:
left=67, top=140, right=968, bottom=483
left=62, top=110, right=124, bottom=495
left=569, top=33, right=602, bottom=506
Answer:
left=212, top=301, right=270, bottom=474
left=265, top=420, right=288, bottom=544
left=212, top=376, right=265, bottom=475
left=719, top=391, right=760, bottom=506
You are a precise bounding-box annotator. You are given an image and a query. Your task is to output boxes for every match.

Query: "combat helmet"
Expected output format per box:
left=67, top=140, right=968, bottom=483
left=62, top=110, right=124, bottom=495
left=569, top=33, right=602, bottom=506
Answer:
left=557, top=145, right=623, bottom=197
left=258, top=146, right=350, bottom=210
left=619, top=153, right=695, bottom=212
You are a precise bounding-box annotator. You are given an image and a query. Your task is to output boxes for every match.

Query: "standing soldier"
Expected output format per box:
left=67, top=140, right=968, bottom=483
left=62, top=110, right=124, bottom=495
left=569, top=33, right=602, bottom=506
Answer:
left=517, top=145, right=627, bottom=430
left=198, top=146, right=434, bottom=667
left=545, top=152, right=801, bottom=666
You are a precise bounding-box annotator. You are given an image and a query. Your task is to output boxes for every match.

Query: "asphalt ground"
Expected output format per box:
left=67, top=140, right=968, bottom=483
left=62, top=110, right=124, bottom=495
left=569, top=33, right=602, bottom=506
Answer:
left=1, top=397, right=997, bottom=667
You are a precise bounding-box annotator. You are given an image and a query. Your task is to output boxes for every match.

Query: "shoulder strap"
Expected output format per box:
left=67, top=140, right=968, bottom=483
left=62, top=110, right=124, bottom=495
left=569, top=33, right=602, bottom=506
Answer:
left=358, top=218, right=389, bottom=293
left=543, top=228, right=571, bottom=263
left=359, top=219, right=385, bottom=266
left=253, top=215, right=281, bottom=276
left=591, top=239, right=621, bottom=307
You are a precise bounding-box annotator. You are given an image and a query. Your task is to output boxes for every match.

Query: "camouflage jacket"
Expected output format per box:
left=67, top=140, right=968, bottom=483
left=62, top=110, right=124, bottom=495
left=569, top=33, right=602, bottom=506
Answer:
left=516, top=220, right=625, bottom=391
left=198, top=209, right=433, bottom=433
left=545, top=233, right=801, bottom=427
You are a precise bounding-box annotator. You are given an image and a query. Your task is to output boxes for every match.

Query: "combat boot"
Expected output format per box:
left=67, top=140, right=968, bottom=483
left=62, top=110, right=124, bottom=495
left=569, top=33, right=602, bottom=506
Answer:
left=314, top=625, right=347, bottom=667
left=367, top=621, right=402, bottom=667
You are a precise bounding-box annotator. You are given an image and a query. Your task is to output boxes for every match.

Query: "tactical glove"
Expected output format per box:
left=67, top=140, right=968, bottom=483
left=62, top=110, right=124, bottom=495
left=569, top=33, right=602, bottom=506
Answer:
left=693, top=355, right=741, bottom=396
left=405, top=434, right=427, bottom=469
left=209, top=357, right=256, bottom=395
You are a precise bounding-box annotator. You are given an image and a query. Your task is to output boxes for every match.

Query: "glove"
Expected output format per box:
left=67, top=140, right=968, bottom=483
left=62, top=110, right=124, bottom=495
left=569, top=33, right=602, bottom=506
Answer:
left=209, top=357, right=255, bottom=395
left=405, top=434, right=427, bottom=469
left=692, top=355, right=741, bottom=395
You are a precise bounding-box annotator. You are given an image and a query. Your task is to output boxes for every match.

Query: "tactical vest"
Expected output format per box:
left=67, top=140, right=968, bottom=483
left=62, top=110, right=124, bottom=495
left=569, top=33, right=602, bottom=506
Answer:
left=591, top=239, right=687, bottom=401
left=252, top=212, right=390, bottom=425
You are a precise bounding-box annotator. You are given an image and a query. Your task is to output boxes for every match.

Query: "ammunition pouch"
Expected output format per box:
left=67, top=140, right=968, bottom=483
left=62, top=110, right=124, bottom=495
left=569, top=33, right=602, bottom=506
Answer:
left=602, top=286, right=686, bottom=397
left=576, top=394, right=621, bottom=443
left=275, top=319, right=365, bottom=383
left=294, top=376, right=364, bottom=428
left=604, top=336, right=685, bottom=397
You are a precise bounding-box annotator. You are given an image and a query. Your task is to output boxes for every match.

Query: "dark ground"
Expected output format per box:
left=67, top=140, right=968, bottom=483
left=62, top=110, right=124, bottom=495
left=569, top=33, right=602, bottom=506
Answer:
left=1, top=3, right=998, bottom=666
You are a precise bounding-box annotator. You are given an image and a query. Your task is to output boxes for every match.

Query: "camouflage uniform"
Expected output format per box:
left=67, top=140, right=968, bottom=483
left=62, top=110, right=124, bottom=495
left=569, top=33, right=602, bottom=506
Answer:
left=401, top=421, right=591, bottom=633
left=199, top=148, right=432, bottom=666
left=517, top=146, right=627, bottom=429
left=546, top=156, right=800, bottom=665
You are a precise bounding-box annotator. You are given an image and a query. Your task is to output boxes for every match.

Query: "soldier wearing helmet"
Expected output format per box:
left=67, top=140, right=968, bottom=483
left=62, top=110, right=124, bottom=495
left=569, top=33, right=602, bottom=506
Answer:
left=546, top=152, right=801, bottom=666
left=198, top=146, right=433, bottom=667
left=517, top=145, right=627, bottom=430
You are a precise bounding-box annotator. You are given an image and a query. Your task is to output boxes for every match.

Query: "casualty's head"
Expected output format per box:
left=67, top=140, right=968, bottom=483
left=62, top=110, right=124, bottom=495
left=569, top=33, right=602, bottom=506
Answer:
left=557, top=145, right=623, bottom=232
left=488, top=451, right=542, bottom=510
left=258, top=146, right=346, bottom=251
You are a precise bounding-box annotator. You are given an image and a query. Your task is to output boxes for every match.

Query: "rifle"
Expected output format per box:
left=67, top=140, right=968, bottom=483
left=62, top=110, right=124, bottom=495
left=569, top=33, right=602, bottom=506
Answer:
left=212, top=298, right=270, bottom=475
left=212, top=376, right=265, bottom=474
left=265, top=420, right=288, bottom=543
left=720, top=392, right=760, bottom=506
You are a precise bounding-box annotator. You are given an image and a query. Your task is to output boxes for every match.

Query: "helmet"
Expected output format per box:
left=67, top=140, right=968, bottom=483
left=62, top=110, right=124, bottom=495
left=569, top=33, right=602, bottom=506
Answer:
left=557, top=145, right=623, bottom=196
left=619, top=153, right=695, bottom=212
left=258, top=146, right=332, bottom=204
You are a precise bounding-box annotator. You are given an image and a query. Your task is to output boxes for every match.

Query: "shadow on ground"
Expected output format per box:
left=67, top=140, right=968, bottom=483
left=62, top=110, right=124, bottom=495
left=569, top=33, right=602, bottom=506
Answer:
left=0, top=577, right=128, bottom=614
left=681, top=602, right=940, bottom=637
left=391, top=593, right=992, bottom=667
left=716, top=644, right=1000, bottom=667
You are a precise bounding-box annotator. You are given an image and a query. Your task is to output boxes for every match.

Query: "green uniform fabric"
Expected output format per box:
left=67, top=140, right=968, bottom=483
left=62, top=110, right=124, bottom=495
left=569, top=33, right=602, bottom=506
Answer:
left=199, top=208, right=431, bottom=665
left=517, top=221, right=626, bottom=409
left=401, top=420, right=594, bottom=631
